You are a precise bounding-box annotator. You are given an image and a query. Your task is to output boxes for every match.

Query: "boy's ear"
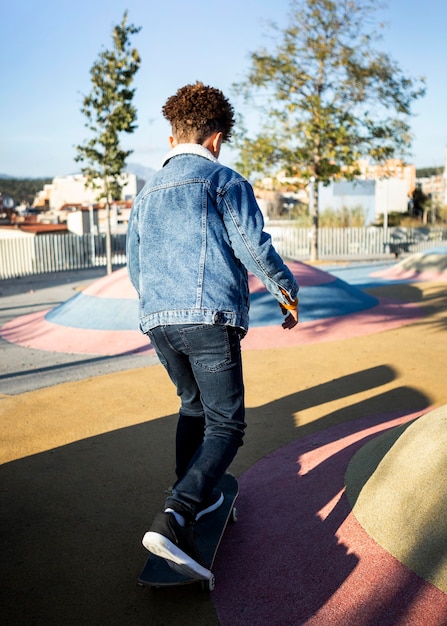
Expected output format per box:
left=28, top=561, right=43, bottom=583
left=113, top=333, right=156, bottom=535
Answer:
left=169, top=135, right=177, bottom=148
left=212, top=132, right=223, bottom=156
left=204, top=131, right=223, bottom=157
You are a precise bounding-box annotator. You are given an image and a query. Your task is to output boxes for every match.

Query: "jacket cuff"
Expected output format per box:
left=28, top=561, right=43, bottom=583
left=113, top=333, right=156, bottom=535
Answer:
left=280, top=297, right=298, bottom=311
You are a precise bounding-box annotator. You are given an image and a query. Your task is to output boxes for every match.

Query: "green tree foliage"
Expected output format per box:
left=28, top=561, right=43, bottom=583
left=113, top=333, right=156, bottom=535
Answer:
left=412, top=185, right=428, bottom=219
left=0, top=178, right=52, bottom=206
left=75, top=11, right=141, bottom=273
left=76, top=12, right=141, bottom=198
left=415, top=166, right=443, bottom=178
left=233, top=0, right=425, bottom=260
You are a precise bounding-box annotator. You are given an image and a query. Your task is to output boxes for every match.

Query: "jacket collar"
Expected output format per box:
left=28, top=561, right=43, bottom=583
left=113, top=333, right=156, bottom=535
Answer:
left=161, top=143, right=218, bottom=167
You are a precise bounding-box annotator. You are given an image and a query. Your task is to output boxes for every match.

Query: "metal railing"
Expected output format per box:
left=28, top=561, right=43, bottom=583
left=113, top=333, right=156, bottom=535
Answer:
left=265, top=223, right=447, bottom=260
left=1, top=227, right=446, bottom=279
left=0, top=233, right=127, bottom=279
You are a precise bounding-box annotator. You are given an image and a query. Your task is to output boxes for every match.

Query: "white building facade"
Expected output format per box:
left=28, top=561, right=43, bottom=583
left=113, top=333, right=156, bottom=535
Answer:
left=34, top=173, right=139, bottom=211
left=318, top=178, right=409, bottom=225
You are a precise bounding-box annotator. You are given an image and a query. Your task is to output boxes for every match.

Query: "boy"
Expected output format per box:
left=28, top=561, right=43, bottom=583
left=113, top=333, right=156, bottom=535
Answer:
left=126, top=82, right=299, bottom=580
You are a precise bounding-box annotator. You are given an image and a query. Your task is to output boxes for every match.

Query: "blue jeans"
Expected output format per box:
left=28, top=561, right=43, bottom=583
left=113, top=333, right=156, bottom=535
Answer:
left=147, top=324, right=246, bottom=522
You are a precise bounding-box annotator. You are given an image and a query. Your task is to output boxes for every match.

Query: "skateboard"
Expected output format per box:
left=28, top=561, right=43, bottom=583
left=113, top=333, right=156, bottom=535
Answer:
left=138, top=473, right=238, bottom=591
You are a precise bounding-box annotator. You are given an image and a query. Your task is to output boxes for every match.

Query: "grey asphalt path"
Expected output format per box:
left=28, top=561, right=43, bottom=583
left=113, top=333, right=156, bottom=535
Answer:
left=0, top=268, right=155, bottom=395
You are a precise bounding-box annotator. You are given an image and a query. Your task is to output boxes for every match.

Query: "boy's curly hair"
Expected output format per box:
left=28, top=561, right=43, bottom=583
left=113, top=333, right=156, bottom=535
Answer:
left=162, top=82, right=235, bottom=143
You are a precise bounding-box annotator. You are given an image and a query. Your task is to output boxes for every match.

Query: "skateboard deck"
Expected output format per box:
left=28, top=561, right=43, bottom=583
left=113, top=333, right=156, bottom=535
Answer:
left=138, top=473, right=238, bottom=591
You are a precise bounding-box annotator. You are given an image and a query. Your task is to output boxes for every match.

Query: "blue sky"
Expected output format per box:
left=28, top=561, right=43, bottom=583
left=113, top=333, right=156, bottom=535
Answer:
left=1, top=0, right=446, bottom=178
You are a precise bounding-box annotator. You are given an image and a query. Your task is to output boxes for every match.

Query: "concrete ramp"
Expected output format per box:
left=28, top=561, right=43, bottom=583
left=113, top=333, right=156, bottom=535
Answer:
left=0, top=261, right=421, bottom=355
left=345, top=405, right=447, bottom=593
left=372, top=247, right=447, bottom=282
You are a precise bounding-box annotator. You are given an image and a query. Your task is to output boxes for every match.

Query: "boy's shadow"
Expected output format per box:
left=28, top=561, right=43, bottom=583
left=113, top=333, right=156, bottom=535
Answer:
left=0, top=365, right=429, bottom=625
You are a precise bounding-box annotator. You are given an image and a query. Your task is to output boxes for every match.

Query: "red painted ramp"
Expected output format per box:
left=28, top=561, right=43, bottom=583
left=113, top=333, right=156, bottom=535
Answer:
left=212, top=410, right=447, bottom=625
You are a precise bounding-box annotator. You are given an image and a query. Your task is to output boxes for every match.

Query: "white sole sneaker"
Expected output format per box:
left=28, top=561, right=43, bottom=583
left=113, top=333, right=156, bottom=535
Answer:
left=142, top=531, right=212, bottom=580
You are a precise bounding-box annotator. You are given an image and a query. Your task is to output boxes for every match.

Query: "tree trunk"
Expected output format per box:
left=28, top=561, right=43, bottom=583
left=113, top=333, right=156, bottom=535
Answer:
left=105, top=201, right=112, bottom=275
left=104, top=178, right=113, bottom=275
left=309, top=178, right=319, bottom=262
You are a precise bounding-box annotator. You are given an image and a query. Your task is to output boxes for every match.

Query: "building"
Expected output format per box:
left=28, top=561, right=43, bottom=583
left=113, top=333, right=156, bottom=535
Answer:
left=318, top=178, right=409, bottom=225
left=356, top=159, right=416, bottom=196
left=33, top=173, right=140, bottom=211
left=444, top=147, right=447, bottom=205
left=413, top=147, right=447, bottom=209
left=417, top=175, right=445, bottom=207
left=256, top=158, right=416, bottom=223
left=29, top=173, right=140, bottom=235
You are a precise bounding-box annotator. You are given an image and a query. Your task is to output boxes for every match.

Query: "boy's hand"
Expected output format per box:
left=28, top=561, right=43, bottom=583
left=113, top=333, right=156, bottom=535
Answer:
left=279, top=302, right=299, bottom=329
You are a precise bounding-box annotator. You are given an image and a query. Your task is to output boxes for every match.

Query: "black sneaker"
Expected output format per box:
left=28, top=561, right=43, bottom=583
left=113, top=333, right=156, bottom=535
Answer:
left=195, top=490, right=224, bottom=521
left=142, top=512, right=211, bottom=580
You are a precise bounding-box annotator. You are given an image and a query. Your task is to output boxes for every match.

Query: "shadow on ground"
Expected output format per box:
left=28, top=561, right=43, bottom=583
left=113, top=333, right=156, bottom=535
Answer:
left=1, top=364, right=430, bottom=625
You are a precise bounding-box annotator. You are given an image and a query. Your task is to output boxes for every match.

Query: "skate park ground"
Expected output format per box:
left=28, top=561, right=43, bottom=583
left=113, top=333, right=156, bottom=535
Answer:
left=1, top=253, right=447, bottom=625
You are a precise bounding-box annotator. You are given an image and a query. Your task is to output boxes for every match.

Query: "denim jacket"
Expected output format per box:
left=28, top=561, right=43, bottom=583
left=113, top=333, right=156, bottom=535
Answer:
left=126, top=144, right=299, bottom=334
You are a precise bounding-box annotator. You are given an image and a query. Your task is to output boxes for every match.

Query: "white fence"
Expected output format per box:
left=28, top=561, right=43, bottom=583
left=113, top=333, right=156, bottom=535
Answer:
left=266, top=223, right=447, bottom=260
left=0, top=233, right=127, bottom=279
left=0, top=226, right=446, bottom=279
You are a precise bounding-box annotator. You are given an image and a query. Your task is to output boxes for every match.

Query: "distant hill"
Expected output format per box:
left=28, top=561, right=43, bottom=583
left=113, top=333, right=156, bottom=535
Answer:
left=0, top=177, right=52, bottom=205
left=0, top=165, right=155, bottom=205
left=1, top=163, right=156, bottom=182
left=126, top=163, right=156, bottom=182
left=0, top=164, right=158, bottom=206
left=416, top=166, right=444, bottom=178
left=0, top=174, right=53, bottom=179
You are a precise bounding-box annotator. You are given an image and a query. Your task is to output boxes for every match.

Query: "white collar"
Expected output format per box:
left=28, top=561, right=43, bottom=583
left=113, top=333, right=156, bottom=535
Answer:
left=161, top=143, right=218, bottom=168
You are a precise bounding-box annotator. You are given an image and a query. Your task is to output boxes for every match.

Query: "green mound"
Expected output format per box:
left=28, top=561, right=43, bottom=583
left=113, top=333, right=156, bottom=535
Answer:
left=345, top=406, right=447, bottom=592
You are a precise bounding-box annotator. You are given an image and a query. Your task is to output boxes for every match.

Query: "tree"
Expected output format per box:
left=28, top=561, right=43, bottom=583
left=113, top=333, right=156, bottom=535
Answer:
left=76, top=11, right=141, bottom=274
left=0, top=178, right=52, bottom=206
left=233, top=0, right=425, bottom=260
left=411, top=185, right=428, bottom=220
left=415, top=166, right=443, bottom=178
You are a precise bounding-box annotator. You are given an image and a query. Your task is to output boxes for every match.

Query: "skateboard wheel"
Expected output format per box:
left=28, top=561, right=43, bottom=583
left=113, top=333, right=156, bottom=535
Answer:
left=231, top=506, right=238, bottom=522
